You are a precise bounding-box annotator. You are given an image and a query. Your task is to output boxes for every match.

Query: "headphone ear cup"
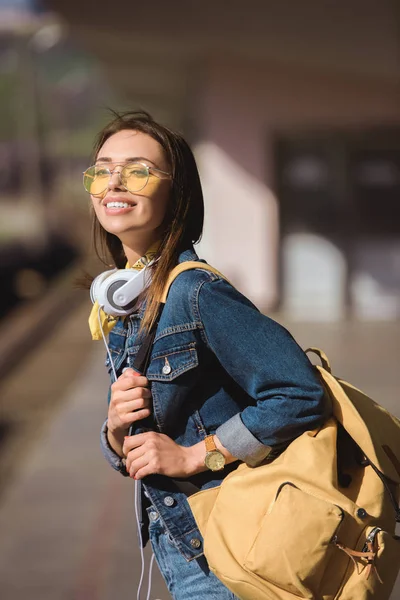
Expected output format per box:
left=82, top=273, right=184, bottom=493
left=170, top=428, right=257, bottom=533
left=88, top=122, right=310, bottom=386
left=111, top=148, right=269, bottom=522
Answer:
left=105, top=279, right=130, bottom=312
left=90, top=270, right=117, bottom=304
left=96, top=272, right=132, bottom=317
left=91, top=269, right=147, bottom=317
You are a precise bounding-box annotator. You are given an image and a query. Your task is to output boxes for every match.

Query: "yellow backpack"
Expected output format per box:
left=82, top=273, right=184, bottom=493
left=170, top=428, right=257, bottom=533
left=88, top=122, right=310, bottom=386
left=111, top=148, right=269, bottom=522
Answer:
left=188, top=349, right=400, bottom=600
left=163, top=263, right=400, bottom=599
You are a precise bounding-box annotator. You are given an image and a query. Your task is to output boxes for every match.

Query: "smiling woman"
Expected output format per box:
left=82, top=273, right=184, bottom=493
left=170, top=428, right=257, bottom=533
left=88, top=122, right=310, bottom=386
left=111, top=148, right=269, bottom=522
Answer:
left=84, top=111, right=204, bottom=335
left=88, top=130, right=172, bottom=262
left=86, top=110, right=328, bottom=600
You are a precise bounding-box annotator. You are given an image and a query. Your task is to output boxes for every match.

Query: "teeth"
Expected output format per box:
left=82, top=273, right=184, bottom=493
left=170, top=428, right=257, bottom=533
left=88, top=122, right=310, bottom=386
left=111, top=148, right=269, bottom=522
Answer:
left=106, top=202, right=131, bottom=209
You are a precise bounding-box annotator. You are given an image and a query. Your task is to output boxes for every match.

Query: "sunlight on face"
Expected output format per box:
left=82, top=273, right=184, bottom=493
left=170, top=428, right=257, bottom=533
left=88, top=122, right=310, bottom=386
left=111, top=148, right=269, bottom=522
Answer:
left=91, top=129, right=171, bottom=246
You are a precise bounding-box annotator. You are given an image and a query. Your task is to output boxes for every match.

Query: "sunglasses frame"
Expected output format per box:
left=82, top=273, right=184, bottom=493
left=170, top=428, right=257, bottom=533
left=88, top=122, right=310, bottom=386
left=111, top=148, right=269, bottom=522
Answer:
left=82, top=161, right=171, bottom=196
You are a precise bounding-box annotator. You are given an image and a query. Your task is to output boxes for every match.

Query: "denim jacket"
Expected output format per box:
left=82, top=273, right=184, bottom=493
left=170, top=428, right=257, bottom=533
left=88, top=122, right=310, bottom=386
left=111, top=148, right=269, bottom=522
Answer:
left=100, top=247, right=328, bottom=561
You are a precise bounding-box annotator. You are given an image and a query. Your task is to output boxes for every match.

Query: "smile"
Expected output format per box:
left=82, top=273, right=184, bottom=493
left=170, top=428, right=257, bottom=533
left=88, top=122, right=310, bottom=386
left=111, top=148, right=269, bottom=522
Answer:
left=106, top=201, right=133, bottom=209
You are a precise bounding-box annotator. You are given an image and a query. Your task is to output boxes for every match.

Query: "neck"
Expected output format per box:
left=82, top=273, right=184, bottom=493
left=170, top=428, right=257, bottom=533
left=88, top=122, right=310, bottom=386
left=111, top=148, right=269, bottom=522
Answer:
left=121, top=231, right=160, bottom=266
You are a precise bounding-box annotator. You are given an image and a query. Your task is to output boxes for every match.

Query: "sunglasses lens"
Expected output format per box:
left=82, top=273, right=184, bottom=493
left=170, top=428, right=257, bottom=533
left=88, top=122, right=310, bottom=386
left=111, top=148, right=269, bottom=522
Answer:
left=83, top=166, right=109, bottom=195
left=122, top=163, right=149, bottom=192
left=83, top=163, right=150, bottom=194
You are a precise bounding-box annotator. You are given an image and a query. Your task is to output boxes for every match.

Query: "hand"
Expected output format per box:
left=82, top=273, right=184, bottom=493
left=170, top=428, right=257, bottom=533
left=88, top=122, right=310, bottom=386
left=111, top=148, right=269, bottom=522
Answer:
left=123, top=432, right=202, bottom=480
left=107, top=368, right=152, bottom=436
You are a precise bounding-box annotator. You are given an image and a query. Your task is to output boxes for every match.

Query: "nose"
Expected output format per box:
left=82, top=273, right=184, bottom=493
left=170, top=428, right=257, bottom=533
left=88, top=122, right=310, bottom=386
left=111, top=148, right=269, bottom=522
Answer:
left=107, top=167, right=125, bottom=191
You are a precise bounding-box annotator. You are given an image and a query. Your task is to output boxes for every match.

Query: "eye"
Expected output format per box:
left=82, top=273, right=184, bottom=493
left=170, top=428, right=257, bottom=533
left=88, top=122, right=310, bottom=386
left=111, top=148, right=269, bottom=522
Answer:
left=94, top=167, right=110, bottom=177
left=126, top=164, right=148, bottom=178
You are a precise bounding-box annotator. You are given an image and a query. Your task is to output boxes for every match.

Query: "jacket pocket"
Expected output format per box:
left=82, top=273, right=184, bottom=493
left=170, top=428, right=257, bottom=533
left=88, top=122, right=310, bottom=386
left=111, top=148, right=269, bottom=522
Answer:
left=146, top=343, right=198, bottom=382
left=244, top=482, right=344, bottom=599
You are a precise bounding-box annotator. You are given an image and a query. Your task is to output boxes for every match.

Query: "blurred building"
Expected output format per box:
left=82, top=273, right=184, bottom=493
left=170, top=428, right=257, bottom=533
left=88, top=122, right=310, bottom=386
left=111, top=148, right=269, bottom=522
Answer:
left=43, top=1, right=400, bottom=319
left=0, top=0, right=119, bottom=316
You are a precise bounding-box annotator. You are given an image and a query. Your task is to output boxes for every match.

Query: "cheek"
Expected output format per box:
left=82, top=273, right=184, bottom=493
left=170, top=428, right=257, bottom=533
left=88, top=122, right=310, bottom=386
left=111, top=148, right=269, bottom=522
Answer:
left=145, top=176, right=164, bottom=194
left=91, top=197, right=100, bottom=215
left=144, top=178, right=171, bottom=219
left=91, top=196, right=106, bottom=224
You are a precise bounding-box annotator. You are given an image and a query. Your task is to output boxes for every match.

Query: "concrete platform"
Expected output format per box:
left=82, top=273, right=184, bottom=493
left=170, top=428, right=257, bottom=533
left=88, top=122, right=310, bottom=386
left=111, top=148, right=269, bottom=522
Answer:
left=0, top=305, right=168, bottom=600
left=0, top=301, right=399, bottom=599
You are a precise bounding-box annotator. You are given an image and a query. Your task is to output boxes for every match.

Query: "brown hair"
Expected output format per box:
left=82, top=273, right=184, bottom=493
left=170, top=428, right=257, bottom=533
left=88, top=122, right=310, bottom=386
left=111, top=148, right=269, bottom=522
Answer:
left=91, top=110, right=204, bottom=333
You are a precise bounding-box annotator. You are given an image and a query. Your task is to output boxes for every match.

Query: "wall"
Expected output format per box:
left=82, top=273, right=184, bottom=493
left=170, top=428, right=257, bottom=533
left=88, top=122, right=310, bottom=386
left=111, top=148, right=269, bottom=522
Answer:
left=195, top=57, right=400, bottom=313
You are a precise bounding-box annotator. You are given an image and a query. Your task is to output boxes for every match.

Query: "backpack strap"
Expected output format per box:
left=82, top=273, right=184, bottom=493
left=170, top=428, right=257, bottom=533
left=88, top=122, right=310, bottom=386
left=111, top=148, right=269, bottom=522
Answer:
left=132, top=262, right=227, bottom=374
left=132, top=303, right=163, bottom=374
left=160, top=261, right=229, bottom=304
left=305, top=347, right=332, bottom=374
left=130, top=260, right=229, bottom=488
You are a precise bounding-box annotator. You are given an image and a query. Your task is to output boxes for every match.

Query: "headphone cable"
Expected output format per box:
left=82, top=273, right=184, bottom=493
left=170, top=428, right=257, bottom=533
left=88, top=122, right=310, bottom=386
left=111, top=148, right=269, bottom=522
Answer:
left=97, top=306, right=162, bottom=600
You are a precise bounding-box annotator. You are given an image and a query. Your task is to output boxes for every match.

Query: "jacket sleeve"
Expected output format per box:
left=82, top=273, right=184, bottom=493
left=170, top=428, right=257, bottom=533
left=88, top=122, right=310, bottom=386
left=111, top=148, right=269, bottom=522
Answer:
left=196, top=277, right=328, bottom=466
left=100, top=419, right=129, bottom=476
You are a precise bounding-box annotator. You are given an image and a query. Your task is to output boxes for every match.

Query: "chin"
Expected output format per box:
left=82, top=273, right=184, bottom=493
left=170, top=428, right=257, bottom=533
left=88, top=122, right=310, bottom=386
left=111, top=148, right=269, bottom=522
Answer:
left=97, top=216, right=137, bottom=234
left=103, top=225, right=137, bottom=239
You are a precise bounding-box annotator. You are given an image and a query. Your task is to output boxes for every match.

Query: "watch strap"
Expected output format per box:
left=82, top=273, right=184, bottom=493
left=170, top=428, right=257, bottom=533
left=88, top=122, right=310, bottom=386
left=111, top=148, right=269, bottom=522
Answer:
left=205, top=434, right=218, bottom=452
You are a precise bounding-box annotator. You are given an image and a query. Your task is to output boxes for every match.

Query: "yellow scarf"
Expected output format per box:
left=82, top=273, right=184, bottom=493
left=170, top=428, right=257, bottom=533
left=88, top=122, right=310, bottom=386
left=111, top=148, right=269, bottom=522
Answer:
left=88, top=242, right=160, bottom=341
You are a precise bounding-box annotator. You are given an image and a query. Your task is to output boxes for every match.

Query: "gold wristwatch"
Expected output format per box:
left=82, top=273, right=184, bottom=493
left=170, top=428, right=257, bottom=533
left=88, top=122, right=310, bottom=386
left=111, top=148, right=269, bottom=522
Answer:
left=204, top=435, right=226, bottom=471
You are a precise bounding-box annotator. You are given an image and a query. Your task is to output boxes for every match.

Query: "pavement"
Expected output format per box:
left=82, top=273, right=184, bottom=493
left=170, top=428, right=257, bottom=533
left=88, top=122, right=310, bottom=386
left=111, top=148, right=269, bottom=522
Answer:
left=0, top=299, right=399, bottom=600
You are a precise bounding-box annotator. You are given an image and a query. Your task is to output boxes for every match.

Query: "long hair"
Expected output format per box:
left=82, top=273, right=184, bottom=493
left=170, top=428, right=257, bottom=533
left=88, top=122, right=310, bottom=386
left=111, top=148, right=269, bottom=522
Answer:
left=90, top=110, right=204, bottom=333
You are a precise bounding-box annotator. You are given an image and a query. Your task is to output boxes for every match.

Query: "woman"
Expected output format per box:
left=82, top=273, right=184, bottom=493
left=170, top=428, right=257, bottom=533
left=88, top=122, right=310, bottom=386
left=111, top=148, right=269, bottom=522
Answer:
left=85, top=110, right=328, bottom=599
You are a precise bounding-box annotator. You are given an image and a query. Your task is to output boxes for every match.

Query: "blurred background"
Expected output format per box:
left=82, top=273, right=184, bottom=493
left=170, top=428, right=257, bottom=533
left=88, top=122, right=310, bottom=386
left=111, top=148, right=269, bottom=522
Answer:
left=0, top=0, right=399, bottom=598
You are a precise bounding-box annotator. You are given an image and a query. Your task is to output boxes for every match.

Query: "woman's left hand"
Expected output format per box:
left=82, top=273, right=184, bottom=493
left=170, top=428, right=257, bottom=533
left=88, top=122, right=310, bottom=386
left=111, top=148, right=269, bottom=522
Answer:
left=123, top=432, right=203, bottom=480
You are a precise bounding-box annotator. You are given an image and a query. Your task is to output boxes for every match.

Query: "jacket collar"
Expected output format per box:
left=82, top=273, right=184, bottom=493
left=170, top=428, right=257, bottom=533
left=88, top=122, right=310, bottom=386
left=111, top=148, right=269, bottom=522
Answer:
left=135, top=246, right=200, bottom=319
left=177, top=246, right=199, bottom=264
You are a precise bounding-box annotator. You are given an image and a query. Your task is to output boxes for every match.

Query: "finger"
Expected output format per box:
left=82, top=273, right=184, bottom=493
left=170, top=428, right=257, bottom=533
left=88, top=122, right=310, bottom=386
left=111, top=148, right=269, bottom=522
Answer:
left=124, top=445, right=146, bottom=464
left=134, top=465, right=157, bottom=480
left=126, top=454, right=148, bottom=477
left=123, top=433, right=146, bottom=455
left=120, top=407, right=151, bottom=426
left=123, top=431, right=155, bottom=453
left=122, top=431, right=157, bottom=456
left=118, top=388, right=152, bottom=405
left=113, top=387, right=152, bottom=405
left=122, top=368, right=141, bottom=376
left=120, top=396, right=152, bottom=414
left=117, top=374, right=149, bottom=390
left=127, top=450, right=160, bottom=479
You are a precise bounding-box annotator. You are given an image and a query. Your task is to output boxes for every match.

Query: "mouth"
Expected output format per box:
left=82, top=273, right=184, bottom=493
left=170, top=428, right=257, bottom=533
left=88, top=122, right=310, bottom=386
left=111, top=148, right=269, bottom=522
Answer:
left=102, top=197, right=137, bottom=210
left=105, top=201, right=133, bottom=209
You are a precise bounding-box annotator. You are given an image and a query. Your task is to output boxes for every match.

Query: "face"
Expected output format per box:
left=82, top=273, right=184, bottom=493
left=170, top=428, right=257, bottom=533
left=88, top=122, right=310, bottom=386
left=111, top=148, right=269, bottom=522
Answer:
left=90, top=129, right=171, bottom=246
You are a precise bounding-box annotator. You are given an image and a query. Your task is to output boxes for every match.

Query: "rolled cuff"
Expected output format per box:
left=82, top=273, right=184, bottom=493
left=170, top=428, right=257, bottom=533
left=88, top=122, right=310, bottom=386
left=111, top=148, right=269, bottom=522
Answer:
left=100, top=420, right=129, bottom=476
left=216, top=413, right=272, bottom=467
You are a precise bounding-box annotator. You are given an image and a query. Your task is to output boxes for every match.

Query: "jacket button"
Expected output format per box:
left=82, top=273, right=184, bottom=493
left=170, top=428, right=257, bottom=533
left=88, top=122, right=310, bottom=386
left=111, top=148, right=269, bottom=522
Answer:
left=162, top=357, right=172, bottom=375
left=190, top=538, right=201, bottom=549
left=357, top=508, right=367, bottom=519
left=163, top=496, right=175, bottom=507
left=149, top=511, right=159, bottom=522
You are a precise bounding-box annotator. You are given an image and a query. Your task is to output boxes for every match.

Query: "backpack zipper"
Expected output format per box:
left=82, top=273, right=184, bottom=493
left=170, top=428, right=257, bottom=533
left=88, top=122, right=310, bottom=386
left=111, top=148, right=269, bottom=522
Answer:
left=361, top=527, right=382, bottom=553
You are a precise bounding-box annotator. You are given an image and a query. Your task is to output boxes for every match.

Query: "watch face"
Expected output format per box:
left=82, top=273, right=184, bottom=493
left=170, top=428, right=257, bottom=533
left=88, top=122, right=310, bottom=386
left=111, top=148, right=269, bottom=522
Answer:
left=205, top=451, right=225, bottom=471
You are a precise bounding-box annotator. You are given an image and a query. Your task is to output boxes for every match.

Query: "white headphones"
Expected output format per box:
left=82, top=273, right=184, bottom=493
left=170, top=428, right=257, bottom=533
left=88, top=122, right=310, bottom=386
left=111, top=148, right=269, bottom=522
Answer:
left=90, top=266, right=151, bottom=317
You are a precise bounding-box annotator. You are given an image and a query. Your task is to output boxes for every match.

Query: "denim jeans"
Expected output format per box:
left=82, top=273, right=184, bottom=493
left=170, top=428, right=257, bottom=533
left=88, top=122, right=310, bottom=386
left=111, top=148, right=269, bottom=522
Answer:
left=147, top=507, right=239, bottom=600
